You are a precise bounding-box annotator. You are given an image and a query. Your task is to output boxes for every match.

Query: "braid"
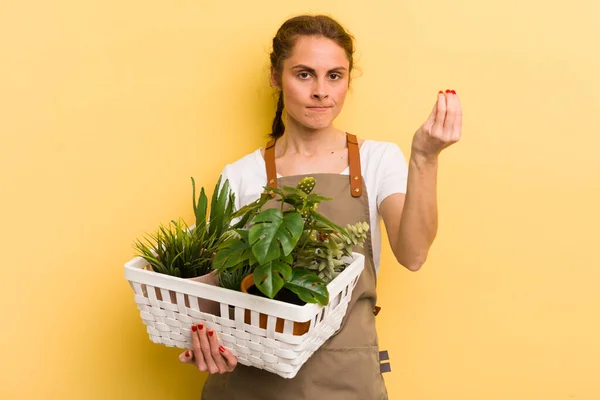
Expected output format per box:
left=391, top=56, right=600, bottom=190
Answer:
left=270, top=92, right=285, bottom=139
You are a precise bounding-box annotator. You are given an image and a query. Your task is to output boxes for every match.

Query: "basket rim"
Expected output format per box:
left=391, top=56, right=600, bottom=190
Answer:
left=125, top=252, right=365, bottom=321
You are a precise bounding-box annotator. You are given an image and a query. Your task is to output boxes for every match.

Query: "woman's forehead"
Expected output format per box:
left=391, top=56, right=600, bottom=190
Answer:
left=285, top=36, right=349, bottom=70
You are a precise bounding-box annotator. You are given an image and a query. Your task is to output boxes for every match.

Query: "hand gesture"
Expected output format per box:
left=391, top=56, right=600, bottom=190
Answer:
left=412, top=90, right=462, bottom=159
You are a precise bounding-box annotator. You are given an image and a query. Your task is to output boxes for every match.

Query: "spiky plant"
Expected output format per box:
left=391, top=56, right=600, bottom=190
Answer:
left=134, top=218, right=212, bottom=278
left=218, top=265, right=254, bottom=291
left=134, top=175, right=236, bottom=278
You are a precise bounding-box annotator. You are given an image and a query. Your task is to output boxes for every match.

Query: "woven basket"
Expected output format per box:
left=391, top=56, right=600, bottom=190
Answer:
left=124, top=252, right=365, bottom=379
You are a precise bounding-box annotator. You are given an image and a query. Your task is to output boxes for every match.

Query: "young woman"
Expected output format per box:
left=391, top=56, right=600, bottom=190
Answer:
left=179, top=14, right=462, bottom=399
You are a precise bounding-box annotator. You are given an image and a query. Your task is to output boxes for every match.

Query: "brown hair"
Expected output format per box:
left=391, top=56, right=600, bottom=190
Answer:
left=269, top=15, right=355, bottom=139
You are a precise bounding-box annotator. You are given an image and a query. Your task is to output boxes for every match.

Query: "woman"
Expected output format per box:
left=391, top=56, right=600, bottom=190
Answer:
left=179, top=14, right=462, bottom=399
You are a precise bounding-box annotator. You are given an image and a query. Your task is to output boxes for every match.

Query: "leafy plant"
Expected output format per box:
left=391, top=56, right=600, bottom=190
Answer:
left=212, top=177, right=369, bottom=306
left=134, top=175, right=236, bottom=278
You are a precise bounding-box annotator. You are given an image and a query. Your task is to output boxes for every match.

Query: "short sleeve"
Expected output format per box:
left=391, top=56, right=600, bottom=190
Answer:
left=217, top=164, right=241, bottom=211
left=376, top=143, right=408, bottom=209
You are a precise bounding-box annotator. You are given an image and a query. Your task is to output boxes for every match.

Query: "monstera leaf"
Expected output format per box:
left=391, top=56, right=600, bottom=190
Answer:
left=253, top=255, right=293, bottom=299
left=284, top=269, right=329, bottom=306
left=248, top=208, right=304, bottom=265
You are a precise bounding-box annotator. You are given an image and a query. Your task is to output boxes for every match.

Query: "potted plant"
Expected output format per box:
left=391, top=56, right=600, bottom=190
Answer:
left=212, top=177, right=369, bottom=334
left=133, top=175, right=236, bottom=313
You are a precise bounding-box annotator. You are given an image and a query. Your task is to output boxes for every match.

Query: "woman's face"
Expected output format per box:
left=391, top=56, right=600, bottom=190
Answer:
left=272, top=35, right=350, bottom=132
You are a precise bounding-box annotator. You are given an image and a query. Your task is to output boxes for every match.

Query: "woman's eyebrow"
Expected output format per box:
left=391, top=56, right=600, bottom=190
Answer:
left=291, top=64, right=348, bottom=73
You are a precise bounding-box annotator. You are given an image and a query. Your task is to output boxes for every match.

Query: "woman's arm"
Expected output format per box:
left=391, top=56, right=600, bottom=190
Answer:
left=380, top=90, right=462, bottom=271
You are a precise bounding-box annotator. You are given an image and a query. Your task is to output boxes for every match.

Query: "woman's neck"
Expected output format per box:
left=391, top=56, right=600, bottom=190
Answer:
left=277, top=124, right=346, bottom=157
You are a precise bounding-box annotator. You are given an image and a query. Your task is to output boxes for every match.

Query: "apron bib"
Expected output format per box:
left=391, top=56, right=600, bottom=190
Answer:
left=202, top=134, right=388, bottom=399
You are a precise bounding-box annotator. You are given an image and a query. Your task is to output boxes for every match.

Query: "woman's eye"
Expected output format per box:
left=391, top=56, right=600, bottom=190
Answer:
left=330, top=73, right=342, bottom=80
left=298, top=72, right=311, bottom=79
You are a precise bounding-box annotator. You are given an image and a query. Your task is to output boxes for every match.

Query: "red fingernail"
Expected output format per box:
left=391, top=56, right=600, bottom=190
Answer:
left=451, top=90, right=456, bottom=94
left=219, top=346, right=225, bottom=353
left=438, top=90, right=444, bottom=94
left=445, top=89, right=451, bottom=93
left=185, top=350, right=190, bottom=357
left=198, top=324, right=204, bottom=330
left=208, top=330, right=214, bottom=337
left=191, top=325, right=197, bottom=332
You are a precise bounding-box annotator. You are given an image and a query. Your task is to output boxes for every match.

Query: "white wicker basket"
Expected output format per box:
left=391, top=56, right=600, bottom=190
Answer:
left=124, top=253, right=365, bottom=379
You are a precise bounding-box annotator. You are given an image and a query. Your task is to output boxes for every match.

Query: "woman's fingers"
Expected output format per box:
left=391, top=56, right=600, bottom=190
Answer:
left=191, top=324, right=208, bottom=372
left=207, top=329, right=229, bottom=373
left=432, top=91, right=447, bottom=135
left=196, top=324, right=219, bottom=374
left=184, top=324, right=237, bottom=374
left=219, top=345, right=238, bottom=371
left=452, top=93, right=463, bottom=142
left=444, top=91, right=457, bottom=136
left=423, top=97, right=438, bottom=131
left=179, top=349, right=194, bottom=364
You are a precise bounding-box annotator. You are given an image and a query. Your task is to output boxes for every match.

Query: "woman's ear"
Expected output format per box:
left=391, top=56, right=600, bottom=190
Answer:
left=270, top=66, right=281, bottom=90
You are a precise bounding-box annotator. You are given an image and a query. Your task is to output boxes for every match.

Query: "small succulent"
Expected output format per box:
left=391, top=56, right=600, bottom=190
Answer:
left=297, top=177, right=316, bottom=194
left=294, top=222, right=369, bottom=281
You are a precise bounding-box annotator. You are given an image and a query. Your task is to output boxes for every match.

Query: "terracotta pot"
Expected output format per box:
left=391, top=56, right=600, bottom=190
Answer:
left=142, top=267, right=221, bottom=316
left=240, top=273, right=311, bottom=336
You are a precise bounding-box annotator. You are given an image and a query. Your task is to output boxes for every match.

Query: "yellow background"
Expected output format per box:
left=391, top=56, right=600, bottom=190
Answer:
left=1, top=0, right=599, bottom=399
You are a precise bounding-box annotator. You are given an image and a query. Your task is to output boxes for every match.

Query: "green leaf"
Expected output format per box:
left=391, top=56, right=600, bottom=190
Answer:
left=212, top=232, right=254, bottom=271
left=192, top=177, right=208, bottom=230
left=281, top=186, right=308, bottom=199
left=209, top=175, right=229, bottom=237
left=231, top=193, right=271, bottom=229
left=284, top=269, right=329, bottom=306
left=309, top=211, right=346, bottom=234
left=248, top=209, right=304, bottom=265
left=305, top=193, right=333, bottom=203
left=253, top=260, right=292, bottom=299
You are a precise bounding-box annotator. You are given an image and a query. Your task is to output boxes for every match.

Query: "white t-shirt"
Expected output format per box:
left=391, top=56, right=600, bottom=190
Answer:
left=219, top=140, right=408, bottom=273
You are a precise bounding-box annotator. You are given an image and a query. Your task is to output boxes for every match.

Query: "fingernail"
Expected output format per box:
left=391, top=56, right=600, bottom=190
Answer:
left=451, top=90, right=456, bottom=94
left=198, top=324, right=204, bottom=330
left=208, top=330, right=214, bottom=337
left=185, top=350, right=190, bottom=357
left=445, top=89, right=451, bottom=93
left=438, top=90, right=444, bottom=94
left=219, top=346, right=225, bottom=353
left=191, top=325, right=197, bottom=332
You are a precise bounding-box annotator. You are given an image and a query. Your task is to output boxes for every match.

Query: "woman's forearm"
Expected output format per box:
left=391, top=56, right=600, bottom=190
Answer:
left=395, top=152, right=439, bottom=271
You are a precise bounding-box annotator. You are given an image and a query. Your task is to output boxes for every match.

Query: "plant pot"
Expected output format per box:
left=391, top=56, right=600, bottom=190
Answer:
left=142, top=267, right=220, bottom=316
left=240, top=273, right=311, bottom=335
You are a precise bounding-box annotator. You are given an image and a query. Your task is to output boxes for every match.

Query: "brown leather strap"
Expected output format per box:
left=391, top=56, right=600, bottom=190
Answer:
left=346, top=133, right=363, bottom=197
left=265, top=139, right=277, bottom=189
left=264, top=134, right=362, bottom=197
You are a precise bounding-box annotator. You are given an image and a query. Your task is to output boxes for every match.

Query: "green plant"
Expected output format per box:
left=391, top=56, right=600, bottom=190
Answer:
left=218, top=265, right=254, bottom=291
left=134, top=218, right=211, bottom=278
left=134, top=175, right=236, bottom=278
left=212, top=177, right=368, bottom=306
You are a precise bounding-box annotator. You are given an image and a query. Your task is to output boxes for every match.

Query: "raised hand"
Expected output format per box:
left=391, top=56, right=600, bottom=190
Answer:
left=411, top=89, right=462, bottom=159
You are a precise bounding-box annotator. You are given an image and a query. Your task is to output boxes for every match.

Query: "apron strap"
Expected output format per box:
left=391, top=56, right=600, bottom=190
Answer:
left=346, top=133, right=363, bottom=198
left=263, top=133, right=363, bottom=197
left=265, top=138, right=277, bottom=189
